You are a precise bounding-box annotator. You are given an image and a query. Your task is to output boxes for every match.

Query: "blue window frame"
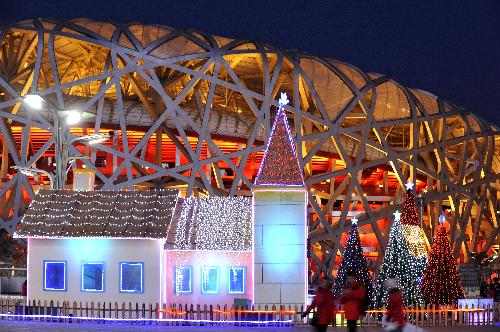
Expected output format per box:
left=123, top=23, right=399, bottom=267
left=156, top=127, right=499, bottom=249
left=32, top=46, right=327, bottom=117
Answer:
left=200, top=266, right=218, bottom=294
left=119, top=262, right=144, bottom=293
left=43, top=260, right=67, bottom=291
left=228, top=267, right=246, bottom=294
left=175, top=266, right=192, bottom=294
left=81, top=262, right=104, bottom=292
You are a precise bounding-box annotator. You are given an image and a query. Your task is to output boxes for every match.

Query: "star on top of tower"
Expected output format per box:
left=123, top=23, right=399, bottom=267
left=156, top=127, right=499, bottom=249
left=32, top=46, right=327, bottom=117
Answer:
left=278, top=92, right=289, bottom=106
left=393, top=210, right=402, bottom=221
left=405, top=180, right=414, bottom=191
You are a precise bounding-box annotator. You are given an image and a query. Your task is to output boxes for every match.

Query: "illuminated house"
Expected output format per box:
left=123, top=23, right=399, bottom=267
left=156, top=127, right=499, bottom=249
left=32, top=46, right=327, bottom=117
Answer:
left=15, top=93, right=307, bottom=307
left=15, top=190, right=253, bottom=306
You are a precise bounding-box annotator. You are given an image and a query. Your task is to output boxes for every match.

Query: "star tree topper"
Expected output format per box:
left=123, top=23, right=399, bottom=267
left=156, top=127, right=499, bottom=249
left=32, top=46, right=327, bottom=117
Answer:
left=405, top=180, right=415, bottom=191
left=393, top=210, right=402, bottom=221
left=351, top=215, right=358, bottom=225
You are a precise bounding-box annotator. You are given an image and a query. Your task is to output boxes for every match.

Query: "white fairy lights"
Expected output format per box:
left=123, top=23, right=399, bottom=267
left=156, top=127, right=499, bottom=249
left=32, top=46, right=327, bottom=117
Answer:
left=15, top=189, right=179, bottom=239
left=402, top=224, right=428, bottom=257
left=172, top=196, right=252, bottom=251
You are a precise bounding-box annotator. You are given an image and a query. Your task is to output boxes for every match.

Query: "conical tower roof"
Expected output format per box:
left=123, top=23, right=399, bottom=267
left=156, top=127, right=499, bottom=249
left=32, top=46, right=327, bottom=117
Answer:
left=254, top=93, right=304, bottom=186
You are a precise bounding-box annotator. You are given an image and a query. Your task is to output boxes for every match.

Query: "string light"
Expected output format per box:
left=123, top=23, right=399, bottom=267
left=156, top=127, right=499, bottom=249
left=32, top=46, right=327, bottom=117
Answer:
left=172, top=196, right=252, bottom=251
left=14, top=189, right=179, bottom=239
left=373, top=211, right=423, bottom=308
left=400, top=183, right=428, bottom=283
left=175, top=266, right=192, bottom=294
left=254, top=92, right=304, bottom=186
left=0, top=313, right=293, bottom=325
left=334, top=220, right=372, bottom=300
left=421, top=223, right=464, bottom=305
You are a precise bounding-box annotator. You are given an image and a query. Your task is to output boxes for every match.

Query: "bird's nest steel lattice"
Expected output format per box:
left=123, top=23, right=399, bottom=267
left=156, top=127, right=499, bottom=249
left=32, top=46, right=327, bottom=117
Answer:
left=0, top=19, right=499, bottom=281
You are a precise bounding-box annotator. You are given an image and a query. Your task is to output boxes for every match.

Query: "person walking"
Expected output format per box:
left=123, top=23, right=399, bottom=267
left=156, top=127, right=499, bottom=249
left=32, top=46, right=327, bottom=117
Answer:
left=302, top=278, right=336, bottom=332
left=384, top=279, right=405, bottom=332
left=340, top=271, right=367, bottom=332
left=494, top=277, right=500, bottom=302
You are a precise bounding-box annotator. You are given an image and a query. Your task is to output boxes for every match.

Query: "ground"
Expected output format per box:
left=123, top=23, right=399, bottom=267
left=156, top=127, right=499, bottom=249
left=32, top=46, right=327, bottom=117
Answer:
left=0, top=321, right=498, bottom=331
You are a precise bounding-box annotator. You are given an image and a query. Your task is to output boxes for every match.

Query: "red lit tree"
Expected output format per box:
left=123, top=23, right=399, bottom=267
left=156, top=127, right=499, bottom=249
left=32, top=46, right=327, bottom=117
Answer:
left=401, top=182, right=420, bottom=226
left=421, top=223, right=464, bottom=305
left=401, top=181, right=427, bottom=283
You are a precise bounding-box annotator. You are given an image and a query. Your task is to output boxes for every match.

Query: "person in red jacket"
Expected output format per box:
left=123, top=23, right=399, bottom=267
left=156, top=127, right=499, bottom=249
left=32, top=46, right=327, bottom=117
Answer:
left=385, top=279, right=405, bottom=332
left=302, top=278, right=336, bottom=332
left=340, top=272, right=367, bottom=332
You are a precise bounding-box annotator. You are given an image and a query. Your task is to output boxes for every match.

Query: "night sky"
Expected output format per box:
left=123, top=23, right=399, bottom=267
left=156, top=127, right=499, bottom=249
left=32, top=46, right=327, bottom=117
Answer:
left=1, top=1, right=499, bottom=125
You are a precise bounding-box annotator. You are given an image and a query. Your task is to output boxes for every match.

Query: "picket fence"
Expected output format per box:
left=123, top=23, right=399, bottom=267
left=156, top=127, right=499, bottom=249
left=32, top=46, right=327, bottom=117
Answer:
left=0, top=299, right=498, bottom=327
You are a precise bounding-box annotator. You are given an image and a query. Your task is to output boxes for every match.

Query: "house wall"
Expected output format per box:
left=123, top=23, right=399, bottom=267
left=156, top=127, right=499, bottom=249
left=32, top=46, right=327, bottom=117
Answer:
left=28, top=238, right=163, bottom=305
left=165, top=250, right=253, bottom=306
left=253, top=188, right=307, bottom=306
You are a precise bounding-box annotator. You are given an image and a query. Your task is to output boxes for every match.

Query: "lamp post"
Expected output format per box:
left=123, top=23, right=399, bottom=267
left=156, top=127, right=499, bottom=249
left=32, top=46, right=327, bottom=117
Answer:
left=11, top=166, right=55, bottom=190
left=21, top=94, right=109, bottom=189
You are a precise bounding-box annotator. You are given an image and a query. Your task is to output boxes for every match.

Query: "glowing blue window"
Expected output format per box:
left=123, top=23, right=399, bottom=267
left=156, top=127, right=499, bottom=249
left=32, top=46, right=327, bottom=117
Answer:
left=44, top=261, right=66, bottom=291
left=201, top=266, right=218, bottom=294
left=228, top=267, right=246, bottom=294
left=81, top=263, right=104, bottom=292
left=120, top=262, right=144, bottom=293
left=175, top=266, right=192, bottom=294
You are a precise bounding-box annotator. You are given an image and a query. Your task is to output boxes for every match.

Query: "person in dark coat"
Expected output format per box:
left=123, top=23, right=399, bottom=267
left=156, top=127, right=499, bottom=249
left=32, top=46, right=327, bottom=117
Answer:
left=302, top=278, right=337, bottom=332
left=384, top=279, right=405, bottom=332
left=494, top=277, right=500, bottom=302
left=340, top=272, right=367, bottom=332
left=480, top=280, right=488, bottom=298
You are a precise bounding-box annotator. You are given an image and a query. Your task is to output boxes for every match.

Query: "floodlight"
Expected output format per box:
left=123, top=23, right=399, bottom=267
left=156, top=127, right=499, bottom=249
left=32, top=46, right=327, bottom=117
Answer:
left=65, top=111, right=82, bottom=125
left=24, top=94, right=44, bottom=109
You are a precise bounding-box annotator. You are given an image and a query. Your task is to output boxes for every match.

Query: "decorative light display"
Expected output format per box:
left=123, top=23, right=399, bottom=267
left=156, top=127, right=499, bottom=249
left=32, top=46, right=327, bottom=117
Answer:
left=175, top=266, right=192, bottom=294
left=372, top=211, right=423, bottom=308
left=401, top=181, right=422, bottom=226
left=421, top=223, right=465, bottom=305
left=15, top=189, right=179, bottom=239
left=228, top=266, right=246, bottom=294
left=200, top=266, right=219, bottom=294
left=172, top=196, right=252, bottom=251
left=333, top=218, right=372, bottom=301
left=254, top=92, right=304, bottom=186
left=400, top=181, right=428, bottom=283
left=0, top=313, right=293, bottom=325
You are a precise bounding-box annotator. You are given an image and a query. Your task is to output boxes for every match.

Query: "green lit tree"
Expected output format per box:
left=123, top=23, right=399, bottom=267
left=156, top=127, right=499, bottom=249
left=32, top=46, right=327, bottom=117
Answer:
left=373, top=211, right=423, bottom=308
left=334, top=217, right=373, bottom=300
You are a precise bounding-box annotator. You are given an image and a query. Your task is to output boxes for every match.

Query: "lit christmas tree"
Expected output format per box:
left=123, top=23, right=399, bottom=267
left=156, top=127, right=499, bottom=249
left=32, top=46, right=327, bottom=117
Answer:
left=254, top=92, right=304, bottom=186
left=373, top=210, right=423, bottom=308
left=421, top=221, right=464, bottom=305
left=400, top=181, right=427, bottom=284
left=334, top=217, right=373, bottom=301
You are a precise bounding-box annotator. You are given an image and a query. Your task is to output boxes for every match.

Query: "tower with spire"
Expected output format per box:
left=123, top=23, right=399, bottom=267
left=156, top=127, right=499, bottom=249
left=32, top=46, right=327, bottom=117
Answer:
left=252, top=92, right=308, bottom=306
